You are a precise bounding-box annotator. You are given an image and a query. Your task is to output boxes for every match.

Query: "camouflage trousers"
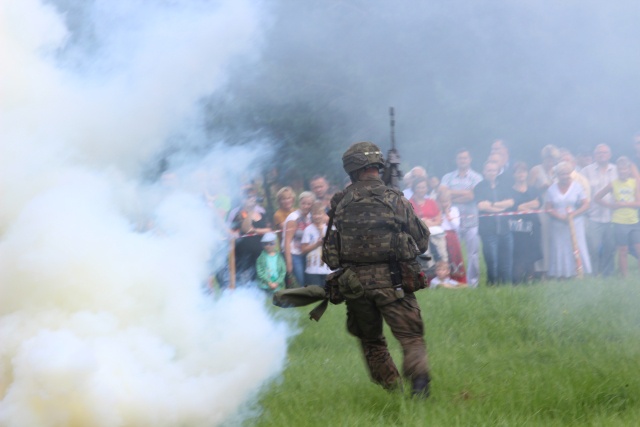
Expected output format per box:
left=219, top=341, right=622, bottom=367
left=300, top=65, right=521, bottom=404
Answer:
left=345, top=288, right=430, bottom=389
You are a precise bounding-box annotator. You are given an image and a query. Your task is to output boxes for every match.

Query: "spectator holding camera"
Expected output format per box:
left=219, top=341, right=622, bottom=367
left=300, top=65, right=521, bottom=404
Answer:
left=229, top=189, right=272, bottom=284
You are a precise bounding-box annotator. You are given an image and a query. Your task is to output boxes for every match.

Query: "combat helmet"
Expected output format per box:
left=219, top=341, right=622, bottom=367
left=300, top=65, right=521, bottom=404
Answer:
left=342, top=142, right=385, bottom=174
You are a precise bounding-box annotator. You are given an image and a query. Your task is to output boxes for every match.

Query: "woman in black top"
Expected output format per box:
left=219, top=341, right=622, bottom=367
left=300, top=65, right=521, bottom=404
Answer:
left=510, top=162, right=543, bottom=284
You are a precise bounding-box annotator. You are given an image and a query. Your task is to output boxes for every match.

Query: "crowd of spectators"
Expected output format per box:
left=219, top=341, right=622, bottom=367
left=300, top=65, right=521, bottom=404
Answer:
left=215, top=135, right=640, bottom=289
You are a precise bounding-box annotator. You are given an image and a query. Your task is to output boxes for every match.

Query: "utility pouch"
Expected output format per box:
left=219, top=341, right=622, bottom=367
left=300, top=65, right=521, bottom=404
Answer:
left=337, top=268, right=364, bottom=300
left=395, top=232, right=422, bottom=261
left=324, top=269, right=346, bottom=305
left=322, top=226, right=341, bottom=270
left=389, top=253, right=405, bottom=299
left=400, top=260, right=428, bottom=293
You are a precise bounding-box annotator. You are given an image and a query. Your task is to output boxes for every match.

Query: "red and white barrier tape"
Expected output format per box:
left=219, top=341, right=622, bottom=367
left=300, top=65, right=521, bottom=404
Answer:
left=477, top=208, right=551, bottom=217
left=234, top=209, right=555, bottom=241
left=234, top=228, right=283, bottom=239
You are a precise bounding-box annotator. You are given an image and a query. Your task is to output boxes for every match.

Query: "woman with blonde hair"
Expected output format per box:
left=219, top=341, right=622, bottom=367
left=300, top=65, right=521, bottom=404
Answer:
left=545, top=161, right=591, bottom=278
left=273, top=186, right=296, bottom=240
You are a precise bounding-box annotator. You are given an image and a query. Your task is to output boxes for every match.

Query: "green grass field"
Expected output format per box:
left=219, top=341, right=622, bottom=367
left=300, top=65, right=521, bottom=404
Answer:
left=248, top=278, right=640, bottom=426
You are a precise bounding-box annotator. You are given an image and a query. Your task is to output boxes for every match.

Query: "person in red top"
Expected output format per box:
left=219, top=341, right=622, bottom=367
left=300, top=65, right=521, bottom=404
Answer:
left=409, top=177, right=448, bottom=281
left=437, top=187, right=467, bottom=283
left=410, top=178, right=439, bottom=218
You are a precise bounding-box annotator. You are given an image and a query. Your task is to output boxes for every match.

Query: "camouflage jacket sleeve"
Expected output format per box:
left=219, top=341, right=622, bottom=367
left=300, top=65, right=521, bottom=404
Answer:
left=396, top=193, right=430, bottom=253
left=329, top=189, right=347, bottom=213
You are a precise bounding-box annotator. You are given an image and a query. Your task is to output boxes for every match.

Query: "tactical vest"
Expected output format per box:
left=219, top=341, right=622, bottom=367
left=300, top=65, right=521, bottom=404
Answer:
left=334, top=183, right=402, bottom=264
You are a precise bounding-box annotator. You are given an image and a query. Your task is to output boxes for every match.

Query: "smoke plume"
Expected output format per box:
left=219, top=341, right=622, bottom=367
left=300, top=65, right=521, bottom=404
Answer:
left=0, top=0, right=290, bottom=425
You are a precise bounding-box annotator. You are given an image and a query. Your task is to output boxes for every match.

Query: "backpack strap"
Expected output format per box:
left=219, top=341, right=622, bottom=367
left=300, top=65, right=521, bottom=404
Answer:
left=323, top=180, right=370, bottom=239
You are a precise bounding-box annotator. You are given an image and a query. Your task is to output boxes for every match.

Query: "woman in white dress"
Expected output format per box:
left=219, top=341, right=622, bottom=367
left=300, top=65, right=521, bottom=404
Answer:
left=545, top=161, right=592, bottom=278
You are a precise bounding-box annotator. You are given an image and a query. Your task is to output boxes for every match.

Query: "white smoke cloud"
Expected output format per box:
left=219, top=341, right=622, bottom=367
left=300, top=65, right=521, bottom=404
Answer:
left=0, top=0, right=291, bottom=425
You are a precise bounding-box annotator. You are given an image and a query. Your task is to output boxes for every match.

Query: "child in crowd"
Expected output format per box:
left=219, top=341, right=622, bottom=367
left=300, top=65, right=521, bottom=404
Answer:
left=300, top=201, right=333, bottom=286
left=256, top=232, right=286, bottom=293
left=594, top=156, right=640, bottom=277
left=430, top=261, right=467, bottom=289
left=437, top=187, right=467, bottom=283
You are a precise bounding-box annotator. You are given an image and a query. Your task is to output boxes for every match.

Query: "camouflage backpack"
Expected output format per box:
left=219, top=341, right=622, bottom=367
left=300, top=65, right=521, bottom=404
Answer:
left=322, top=180, right=421, bottom=268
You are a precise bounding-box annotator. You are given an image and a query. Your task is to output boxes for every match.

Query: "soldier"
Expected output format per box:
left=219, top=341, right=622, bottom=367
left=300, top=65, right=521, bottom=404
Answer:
left=322, top=141, right=432, bottom=397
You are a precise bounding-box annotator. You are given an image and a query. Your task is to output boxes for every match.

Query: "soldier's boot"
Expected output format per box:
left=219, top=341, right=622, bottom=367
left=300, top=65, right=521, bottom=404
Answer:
left=411, top=374, right=431, bottom=399
left=362, top=341, right=401, bottom=391
left=382, top=378, right=404, bottom=393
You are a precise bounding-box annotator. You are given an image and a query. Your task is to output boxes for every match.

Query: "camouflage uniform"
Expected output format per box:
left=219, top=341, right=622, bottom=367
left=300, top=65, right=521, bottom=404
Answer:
left=346, top=260, right=429, bottom=389
left=325, top=142, right=431, bottom=393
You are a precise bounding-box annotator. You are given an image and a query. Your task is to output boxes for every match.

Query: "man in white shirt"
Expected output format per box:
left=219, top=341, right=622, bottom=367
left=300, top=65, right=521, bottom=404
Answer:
left=581, top=144, right=617, bottom=276
left=440, top=148, right=483, bottom=287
